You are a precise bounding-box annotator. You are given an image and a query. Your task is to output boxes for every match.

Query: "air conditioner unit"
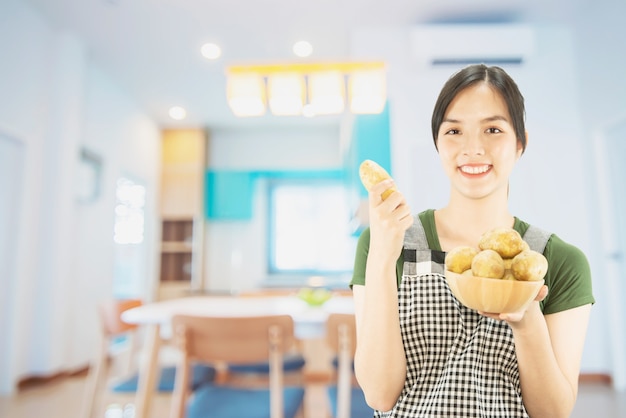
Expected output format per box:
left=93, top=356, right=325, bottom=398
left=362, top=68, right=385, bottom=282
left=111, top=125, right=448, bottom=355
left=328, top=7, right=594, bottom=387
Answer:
left=411, top=24, right=535, bottom=67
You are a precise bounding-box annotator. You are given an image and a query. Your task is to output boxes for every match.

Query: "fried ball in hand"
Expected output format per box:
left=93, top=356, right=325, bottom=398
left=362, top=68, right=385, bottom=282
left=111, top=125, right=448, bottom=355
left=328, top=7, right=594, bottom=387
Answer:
left=445, top=246, right=479, bottom=274
left=359, top=159, right=397, bottom=200
left=478, top=227, right=529, bottom=259
left=511, top=250, right=549, bottom=281
left=471, top=249, right=505, bottom=279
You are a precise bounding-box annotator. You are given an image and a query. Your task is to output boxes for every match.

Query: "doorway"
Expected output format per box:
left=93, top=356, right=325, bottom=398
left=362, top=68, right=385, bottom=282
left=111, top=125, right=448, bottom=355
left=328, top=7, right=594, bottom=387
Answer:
left=0, top=131, right=25, bottom=394
left=595, top=114, right=626, bottom=391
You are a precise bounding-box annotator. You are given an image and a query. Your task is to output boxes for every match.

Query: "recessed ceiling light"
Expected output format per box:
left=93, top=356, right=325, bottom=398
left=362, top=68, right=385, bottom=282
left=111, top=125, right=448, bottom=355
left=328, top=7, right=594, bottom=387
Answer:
left=201, top=43, right=222, bottom=60
left=168, top=106, right=187, bottom=120
left=292, top=41, right=313, bottom=58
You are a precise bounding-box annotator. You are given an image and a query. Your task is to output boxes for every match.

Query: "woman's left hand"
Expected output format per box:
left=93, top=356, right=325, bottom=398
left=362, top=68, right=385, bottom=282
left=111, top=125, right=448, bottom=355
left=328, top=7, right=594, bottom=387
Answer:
left=479, top=285, right=549, bottom=323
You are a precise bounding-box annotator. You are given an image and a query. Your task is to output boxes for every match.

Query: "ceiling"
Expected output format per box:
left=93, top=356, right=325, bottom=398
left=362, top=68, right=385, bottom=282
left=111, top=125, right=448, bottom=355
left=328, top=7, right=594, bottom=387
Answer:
left=24, top=0, right=582, bottom=130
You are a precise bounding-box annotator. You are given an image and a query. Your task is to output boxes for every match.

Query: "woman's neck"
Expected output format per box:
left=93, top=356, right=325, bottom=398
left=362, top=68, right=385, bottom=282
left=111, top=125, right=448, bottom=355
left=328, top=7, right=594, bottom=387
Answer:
left=435, top=192, right=514, bottom=251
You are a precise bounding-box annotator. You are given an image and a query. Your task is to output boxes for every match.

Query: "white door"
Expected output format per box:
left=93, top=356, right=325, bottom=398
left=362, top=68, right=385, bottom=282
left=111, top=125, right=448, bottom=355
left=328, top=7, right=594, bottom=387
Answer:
left=596, top=115, right=626, bottom=391
left=0, top=132, right=25, bottom=393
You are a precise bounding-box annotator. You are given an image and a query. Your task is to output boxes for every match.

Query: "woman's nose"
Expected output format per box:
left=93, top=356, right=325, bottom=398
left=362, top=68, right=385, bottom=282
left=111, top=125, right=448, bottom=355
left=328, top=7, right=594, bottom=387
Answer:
left=462, top=133, right=485, bottom=155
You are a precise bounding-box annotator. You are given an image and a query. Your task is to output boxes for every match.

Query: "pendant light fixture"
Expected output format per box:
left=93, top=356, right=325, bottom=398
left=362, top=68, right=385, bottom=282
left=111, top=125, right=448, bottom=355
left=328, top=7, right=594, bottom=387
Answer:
left=225, top=62, right=386, bottom=117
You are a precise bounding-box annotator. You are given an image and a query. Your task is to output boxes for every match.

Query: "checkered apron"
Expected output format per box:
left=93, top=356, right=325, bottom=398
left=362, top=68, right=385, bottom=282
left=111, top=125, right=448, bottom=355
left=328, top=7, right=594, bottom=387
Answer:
left=374, top=221, right=550, bottom=418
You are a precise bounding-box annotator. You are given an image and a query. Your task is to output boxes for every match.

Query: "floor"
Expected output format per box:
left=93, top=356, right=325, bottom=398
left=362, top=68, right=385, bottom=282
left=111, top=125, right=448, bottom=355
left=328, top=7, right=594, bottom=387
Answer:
left=0, top=371, right=331, bottom=418
left=1, top=373, right=625, bottom=418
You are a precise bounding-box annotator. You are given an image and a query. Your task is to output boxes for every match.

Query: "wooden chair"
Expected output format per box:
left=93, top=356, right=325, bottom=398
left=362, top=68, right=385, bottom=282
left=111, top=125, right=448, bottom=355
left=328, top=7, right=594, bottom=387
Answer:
left=80, top=299, right=143, bottom=418
left=325, top=313, right=374, bottom=418
left=169, top=314, right=306, bottom=418
left=226, top=290, right=306, bottom=386
left=81, top=299, right=216, bottom=418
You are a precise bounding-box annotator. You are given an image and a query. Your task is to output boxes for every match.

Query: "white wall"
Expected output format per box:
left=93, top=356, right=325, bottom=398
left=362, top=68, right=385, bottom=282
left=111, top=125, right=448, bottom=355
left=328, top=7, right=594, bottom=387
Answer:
left=571, top=0, right=626, bottom=388
left=0, top=0, right=161, bottom=394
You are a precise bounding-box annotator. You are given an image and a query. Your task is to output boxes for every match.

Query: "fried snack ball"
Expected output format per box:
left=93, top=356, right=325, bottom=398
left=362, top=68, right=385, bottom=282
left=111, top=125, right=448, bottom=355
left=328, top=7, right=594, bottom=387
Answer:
left=445, top=246, right=479, bottom=274
left=359, top=159, right=397, bottom=200
left=478, top=227, right=530, bottom=259
left=471, top=249, right=505, bottom=279
left=511, top=250, right=548, bottom=281
left=511, top=250, right=549, bottom=281
left=503, top=258, right=514, bottom=270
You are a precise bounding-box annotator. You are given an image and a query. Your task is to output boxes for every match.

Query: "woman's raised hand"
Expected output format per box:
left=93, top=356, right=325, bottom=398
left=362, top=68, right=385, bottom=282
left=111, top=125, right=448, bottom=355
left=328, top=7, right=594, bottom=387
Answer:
left=368, top=179, right=413, bottom=259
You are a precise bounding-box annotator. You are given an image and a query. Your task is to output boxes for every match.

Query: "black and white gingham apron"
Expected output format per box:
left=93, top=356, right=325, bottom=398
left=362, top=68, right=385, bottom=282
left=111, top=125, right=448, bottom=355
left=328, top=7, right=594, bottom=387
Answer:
left=375, top=220, right=551, bottom=418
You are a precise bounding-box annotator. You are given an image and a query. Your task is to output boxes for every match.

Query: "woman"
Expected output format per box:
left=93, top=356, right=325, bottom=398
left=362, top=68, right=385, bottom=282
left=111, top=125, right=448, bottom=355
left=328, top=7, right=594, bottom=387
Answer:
left=351, top=64, right=595, bottom=417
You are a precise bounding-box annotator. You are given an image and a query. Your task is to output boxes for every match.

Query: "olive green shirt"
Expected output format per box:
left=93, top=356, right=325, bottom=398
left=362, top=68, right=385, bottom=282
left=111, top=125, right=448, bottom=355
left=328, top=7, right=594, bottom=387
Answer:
left=351, top=209, right=595, bottom=314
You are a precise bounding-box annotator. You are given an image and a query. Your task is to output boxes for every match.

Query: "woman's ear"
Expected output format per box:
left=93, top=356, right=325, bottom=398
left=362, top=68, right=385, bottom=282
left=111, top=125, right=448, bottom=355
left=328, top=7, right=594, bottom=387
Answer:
left=517, top=131, right=528, bottom=158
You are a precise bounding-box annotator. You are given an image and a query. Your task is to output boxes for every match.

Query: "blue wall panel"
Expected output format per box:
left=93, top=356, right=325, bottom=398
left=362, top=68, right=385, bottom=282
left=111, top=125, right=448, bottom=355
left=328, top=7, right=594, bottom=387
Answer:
left=205, top=171, right=254, bottom=220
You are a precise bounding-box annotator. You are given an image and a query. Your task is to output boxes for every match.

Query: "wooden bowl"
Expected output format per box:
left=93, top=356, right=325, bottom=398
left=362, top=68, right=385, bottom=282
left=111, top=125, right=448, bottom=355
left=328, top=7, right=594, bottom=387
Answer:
left=445, top=270, right=544, bottom=313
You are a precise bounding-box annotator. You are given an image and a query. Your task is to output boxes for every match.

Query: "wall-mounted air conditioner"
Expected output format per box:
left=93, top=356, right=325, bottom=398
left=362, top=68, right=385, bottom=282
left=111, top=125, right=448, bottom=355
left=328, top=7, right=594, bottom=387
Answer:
left=411, top=24, right=535, bottom=67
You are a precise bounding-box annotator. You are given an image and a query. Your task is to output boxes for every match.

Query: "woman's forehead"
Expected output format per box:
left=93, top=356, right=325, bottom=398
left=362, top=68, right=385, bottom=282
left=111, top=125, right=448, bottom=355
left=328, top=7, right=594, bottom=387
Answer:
left=444, top=83, right=510, bottom=122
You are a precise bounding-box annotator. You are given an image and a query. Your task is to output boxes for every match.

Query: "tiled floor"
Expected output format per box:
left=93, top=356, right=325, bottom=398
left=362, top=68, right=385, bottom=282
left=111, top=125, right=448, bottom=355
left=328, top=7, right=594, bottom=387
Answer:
left=1, top=373, right=625, bottom=418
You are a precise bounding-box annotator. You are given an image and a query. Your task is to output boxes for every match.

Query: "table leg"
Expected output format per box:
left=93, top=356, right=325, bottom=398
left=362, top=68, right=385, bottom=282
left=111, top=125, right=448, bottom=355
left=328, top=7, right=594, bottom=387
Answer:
left=134, top=324, right=161, bottom=418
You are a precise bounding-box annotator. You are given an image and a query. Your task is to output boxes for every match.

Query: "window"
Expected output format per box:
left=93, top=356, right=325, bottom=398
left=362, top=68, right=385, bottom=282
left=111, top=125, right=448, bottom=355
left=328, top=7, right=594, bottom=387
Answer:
left=113, top=177, right=146, bottom=244
left=268, top=179, right=357, bottom=274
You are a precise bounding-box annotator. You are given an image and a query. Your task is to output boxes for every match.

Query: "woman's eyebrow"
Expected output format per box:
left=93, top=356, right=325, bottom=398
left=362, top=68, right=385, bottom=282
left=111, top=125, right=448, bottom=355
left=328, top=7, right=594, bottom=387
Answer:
left=442, top=115, right=509, bottom=124
left=482, top=115, right=509, bottom=123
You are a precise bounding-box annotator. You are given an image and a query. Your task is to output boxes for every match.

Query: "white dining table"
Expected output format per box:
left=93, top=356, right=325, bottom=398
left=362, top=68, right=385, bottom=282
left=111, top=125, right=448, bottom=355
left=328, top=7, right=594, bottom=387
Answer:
left=121, top=294, right=354, bottom=418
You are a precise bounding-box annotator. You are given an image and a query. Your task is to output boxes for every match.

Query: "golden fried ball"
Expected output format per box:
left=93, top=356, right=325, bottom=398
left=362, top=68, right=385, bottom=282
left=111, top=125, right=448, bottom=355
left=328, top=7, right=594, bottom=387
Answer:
left=511, top=250, right=549, bottom=281
left=478, top=227, right=529, bottom=259
left=359, top=159, right=397, bottom=200
left=471, top=249, right=505, bottom=279
left=503, top=258, right=514, bottom=270
left=445, top=246, right=479, bottom=274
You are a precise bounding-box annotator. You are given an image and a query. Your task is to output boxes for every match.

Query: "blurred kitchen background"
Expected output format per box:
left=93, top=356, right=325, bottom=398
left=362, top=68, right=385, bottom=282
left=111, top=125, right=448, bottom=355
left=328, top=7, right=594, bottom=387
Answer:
left=0, top=0, right=625, bottom=402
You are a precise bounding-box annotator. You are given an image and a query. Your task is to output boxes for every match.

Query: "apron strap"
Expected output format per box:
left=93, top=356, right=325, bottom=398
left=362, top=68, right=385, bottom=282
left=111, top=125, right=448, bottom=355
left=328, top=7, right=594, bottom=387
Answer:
left=401, top=219, right=445, bottom=276
left=522, top=224, right=552, bottom=254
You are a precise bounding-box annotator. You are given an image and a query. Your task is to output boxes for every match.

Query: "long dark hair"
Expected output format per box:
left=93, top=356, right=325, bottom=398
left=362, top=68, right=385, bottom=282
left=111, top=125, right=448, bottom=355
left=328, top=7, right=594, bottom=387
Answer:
left=431, top=64, right=527, bottom=153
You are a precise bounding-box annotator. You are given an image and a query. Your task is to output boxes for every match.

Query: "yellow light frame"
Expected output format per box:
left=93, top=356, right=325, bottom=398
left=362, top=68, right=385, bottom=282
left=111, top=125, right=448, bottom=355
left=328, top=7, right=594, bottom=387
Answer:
left=225, top=61, right=386, bottom=117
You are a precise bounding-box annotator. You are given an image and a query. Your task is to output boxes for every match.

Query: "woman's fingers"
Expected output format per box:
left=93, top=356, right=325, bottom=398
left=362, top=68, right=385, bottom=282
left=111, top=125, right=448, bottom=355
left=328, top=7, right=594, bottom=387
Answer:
left=369, top=179, right=396, bottom=206
left=479, top=285, right=550, bottom=322
left=535, top=285, right=549, bottom=302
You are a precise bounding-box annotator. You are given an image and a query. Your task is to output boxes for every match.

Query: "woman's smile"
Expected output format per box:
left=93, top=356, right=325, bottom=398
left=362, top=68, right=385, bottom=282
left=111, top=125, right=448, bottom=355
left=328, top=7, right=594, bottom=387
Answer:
left=459, top=164, right=492, bottom=176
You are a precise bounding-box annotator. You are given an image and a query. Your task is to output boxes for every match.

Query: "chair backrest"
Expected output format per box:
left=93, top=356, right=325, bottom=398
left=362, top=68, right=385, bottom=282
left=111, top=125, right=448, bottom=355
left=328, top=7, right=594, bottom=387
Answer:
left=326, top=313, right=357, bottom=418
left=98, top=298, right=142, bottom=337
left=170, top=314, right=296, bottom=418
left=81, top=298, right=143, bottom=418
left=326, top=313, right=357, bottom=356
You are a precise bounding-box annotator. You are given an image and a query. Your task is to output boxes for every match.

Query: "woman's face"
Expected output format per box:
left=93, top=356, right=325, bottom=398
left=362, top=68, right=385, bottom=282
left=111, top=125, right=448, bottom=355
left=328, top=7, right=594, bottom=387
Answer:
left=436, top=82, right=524, bottom=201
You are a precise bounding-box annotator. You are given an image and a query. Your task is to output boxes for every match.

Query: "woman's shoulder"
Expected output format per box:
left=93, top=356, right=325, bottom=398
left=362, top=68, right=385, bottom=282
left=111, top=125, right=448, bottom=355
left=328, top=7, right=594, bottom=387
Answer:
left=513, top=219, right=594, bottom=313
left=545, top=233, right=590, bottom=269
left=513, top=217, right=587, bottom=263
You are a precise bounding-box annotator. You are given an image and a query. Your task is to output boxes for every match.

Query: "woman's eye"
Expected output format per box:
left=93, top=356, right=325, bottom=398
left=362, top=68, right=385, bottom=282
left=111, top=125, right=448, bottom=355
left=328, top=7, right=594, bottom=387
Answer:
left=486, top=127, right=502, bottom=134
left=445, top=129, right=460, bottom=135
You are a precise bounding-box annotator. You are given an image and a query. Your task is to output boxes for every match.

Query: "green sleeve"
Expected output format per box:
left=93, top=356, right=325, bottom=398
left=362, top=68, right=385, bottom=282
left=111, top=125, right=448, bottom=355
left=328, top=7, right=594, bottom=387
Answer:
left=350, top=228, right=370, bottom=287
left=350, top=227, right=403, bottom=288
left=540, top=234, right=595, bottom=315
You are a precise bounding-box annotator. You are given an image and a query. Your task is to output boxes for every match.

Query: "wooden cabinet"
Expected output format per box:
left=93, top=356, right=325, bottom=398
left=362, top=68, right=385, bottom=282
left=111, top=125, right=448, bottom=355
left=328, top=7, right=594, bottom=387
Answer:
left=158, top=129, right=208, bottom=300
left=159, top=219, right=194, bottom=282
